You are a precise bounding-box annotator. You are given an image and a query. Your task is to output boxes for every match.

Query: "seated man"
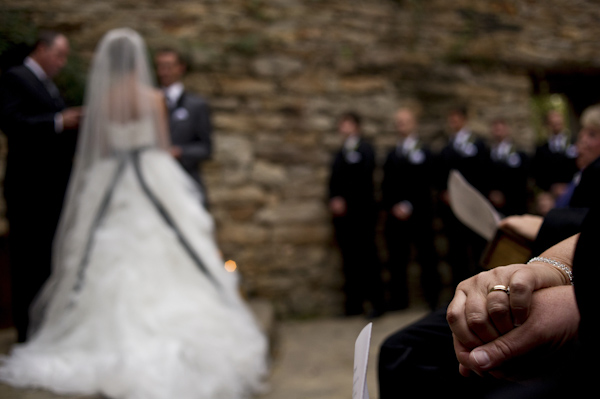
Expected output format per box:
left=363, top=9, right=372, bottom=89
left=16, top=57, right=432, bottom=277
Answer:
left=378, top=210, right=586, bottom=399
left=379, top=104, right=600, bottom=399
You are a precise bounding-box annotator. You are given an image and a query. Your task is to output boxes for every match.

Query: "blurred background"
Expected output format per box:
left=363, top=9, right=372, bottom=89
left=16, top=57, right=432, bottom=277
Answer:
left=1, top=0, right=600, bottom=326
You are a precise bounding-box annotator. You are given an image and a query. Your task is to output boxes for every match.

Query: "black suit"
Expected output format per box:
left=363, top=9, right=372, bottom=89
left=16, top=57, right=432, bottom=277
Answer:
left=486, top=143, right=529, bottom=216
left=378, top=173, right=600, bottom=399
left=566, top=155, right=600, bottom=208
left=531, top=139, right=578, bottom=192
left=0, top=64, right=77, bottom=341
left=435, top=131, right=489, bottom=285
left=328, top=138, right=384, bottom=315
left=381, top=139, right=441, bottom=310
left=532, top=155, right=600, bottom=252
left=168, top=90, right=212, bottom=205
left=378, top=203, right=594, bottom=399
left=436, top=132, right=489, bottom=195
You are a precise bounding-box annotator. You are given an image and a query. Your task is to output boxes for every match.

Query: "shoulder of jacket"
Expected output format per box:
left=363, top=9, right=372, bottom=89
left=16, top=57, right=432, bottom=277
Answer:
left=359, top=138, right=375, bottom=148
left=3, top=65, right=29, bottom=80
left=183, top=91, right=208, bottom=104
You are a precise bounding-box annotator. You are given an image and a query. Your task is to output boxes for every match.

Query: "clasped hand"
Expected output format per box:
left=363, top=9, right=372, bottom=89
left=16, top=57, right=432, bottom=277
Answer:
left=446, top=262, right=579, bottom=381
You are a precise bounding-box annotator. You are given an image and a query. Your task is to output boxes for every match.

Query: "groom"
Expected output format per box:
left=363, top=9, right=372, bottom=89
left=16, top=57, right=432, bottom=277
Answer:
left=154, top=48, right=212, bottom=207
left=0, top=31, right=81, bottom=342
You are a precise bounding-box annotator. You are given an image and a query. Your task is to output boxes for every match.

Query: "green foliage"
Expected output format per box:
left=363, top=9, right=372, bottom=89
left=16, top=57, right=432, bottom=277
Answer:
left=54, top=54, right=86, bottom=107
left=0, top=9, right=37, bottom=70
left=0, top=9, right=85, bottom=106
left=530, top=93, right=570, bottom=142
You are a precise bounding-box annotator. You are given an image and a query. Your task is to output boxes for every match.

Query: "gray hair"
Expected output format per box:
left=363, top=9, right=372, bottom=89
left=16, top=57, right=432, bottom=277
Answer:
left=581, top=104, right=600, bottom=129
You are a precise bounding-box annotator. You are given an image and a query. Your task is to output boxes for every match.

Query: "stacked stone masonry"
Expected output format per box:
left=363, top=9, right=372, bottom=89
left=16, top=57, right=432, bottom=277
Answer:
left=2, top=0, right=600, bottom=317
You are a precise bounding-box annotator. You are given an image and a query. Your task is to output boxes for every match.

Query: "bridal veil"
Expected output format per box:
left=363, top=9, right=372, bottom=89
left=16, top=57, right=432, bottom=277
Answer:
left=29, top=28, right=171, bottom=334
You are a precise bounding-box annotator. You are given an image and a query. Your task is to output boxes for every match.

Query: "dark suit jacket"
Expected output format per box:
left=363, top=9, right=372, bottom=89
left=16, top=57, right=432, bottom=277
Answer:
left=486, top=145, right=530, bottom=216
left=531, top=156, right=600, bottom=254
left=568, top=155, right=600, bottom=208
left=533, top=207, right=589, bottom=255
left=435, top=132, right=489, bottom=196
left=573, top=205, right=600, bottom=357
left=328, top=138, right=376, bottom=217
left=168, top=90, right=212, bottom=187
left=532, top=141, right=578, bottom=191
left=381, top=140, right=434, bottom=221
left=0, top=64, right=76, bottom=219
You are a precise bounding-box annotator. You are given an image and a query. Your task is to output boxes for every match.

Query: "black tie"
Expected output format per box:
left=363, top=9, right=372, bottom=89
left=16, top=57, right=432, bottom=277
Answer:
left=44, top=78, right=59, bottom=97
left=43, top=78, right=62, bottom=107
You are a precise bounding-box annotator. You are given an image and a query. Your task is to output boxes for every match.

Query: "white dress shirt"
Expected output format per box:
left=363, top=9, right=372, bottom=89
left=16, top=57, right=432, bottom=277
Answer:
left=397, top=134, right=418, bottom=156
left=162, top=82, right=184, bottom=109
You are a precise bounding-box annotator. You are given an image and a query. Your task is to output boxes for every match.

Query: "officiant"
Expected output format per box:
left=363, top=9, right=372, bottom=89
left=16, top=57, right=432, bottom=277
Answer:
left=0, top=30, right=81, bottom=342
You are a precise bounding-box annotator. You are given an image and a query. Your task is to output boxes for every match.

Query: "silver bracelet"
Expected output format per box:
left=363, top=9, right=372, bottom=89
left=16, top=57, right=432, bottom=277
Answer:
left=527, top=256, right=574, bottom=285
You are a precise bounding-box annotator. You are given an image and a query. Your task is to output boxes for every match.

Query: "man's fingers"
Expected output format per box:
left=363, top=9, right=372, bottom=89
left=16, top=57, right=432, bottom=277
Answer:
left=463, top=290, right=500, bottom=344
left=487, top=291, right=514, bottom=334
left=447, top=291, right=484, bottom=349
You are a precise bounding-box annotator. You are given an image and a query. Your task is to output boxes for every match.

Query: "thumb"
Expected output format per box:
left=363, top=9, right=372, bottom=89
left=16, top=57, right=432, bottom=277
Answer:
left=467, top=331, right=524, bottom=373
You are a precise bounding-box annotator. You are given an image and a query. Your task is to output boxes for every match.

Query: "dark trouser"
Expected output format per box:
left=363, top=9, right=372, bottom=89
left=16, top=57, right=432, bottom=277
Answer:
left=378, top=306, right=512, bottom=399
left=384, top=215, right=441, bottom=310
left=7, top=204, right=57, bottom=342
left=333, top=214, right=385, bottom=315
left=6, top=179, right=66, bottom=342
left=442, top=210, right=487, bottom=286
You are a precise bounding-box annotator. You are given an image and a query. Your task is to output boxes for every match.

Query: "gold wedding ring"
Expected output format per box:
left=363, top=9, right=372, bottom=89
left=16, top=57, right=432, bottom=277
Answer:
left=489, top=285, right=510, bottom=295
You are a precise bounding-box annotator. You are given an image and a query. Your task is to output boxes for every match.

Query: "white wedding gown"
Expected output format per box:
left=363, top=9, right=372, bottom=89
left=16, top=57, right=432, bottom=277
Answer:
left=0, top=119, right=269, bottom=399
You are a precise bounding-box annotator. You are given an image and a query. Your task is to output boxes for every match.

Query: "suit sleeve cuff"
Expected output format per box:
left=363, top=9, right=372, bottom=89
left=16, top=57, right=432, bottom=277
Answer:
left=400, top=200, right=414, bottom=213
left=54, top=112, right=64, bottom=133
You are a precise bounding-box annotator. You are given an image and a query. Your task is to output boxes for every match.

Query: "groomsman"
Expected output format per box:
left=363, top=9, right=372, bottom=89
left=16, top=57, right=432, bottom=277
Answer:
left=0, top=31, right=81, bottom=342
left=435, top=105, right=488, bottom=286
left=155, top=48, right=212, bottom=206
left=381, top=107, right=441, bottom=310
left=532, top=110, right=578, bottom=214
left=486, top=118, right=529, bottom=216
left=328, top=112, right=385, bottom=318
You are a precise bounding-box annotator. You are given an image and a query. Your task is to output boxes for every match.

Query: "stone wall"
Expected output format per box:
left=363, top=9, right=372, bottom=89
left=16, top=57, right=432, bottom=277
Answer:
left=2, top=0, right=600, bottom=317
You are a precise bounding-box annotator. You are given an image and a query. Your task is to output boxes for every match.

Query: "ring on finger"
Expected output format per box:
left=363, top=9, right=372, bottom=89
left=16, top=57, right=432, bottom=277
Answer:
left=489, top=285, right=510, bottom=295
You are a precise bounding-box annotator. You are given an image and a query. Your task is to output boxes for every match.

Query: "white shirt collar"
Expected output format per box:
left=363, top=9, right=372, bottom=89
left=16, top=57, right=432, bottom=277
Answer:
left=162, top=82, right=184, bottom=105
left=493, top=139, right=512, bottom=159
left=24, top=56, right=49, bottom=82
left=398, top=134, right=418, bottom=154
left=549, top=133, right=567, bottom=152
left=344, top=135, right=360, bottom=151
left=454, top=128, right=471, bottom=144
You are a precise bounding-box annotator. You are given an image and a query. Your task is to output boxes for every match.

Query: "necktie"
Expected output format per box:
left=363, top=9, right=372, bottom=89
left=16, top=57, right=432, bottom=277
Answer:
left=555, top=172, right=581, bottom=208
left=43, top=78, right=60, bottom=99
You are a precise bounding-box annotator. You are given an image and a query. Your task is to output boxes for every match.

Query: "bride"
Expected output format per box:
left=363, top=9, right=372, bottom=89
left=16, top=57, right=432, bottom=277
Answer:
left=0, top=28, right=268, bottom=399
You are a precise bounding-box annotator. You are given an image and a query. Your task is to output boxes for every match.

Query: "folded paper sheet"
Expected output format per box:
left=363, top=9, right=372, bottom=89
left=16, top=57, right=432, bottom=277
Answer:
left=448, top=170, right=501, bottom=241
left=448, top=169, right=532, bottom=269
left=352, top=323, right=372, bottom=399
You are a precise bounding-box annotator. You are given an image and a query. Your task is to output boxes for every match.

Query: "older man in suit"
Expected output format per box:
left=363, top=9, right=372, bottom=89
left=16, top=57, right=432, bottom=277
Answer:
left=154, top=48, right=212, bottom=207
left=0, top=31, right=81, bottom=342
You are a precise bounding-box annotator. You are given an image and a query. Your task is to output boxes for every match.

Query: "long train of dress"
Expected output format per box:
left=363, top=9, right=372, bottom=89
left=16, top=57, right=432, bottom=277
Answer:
left=0, top=128, right=269, bottom=399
